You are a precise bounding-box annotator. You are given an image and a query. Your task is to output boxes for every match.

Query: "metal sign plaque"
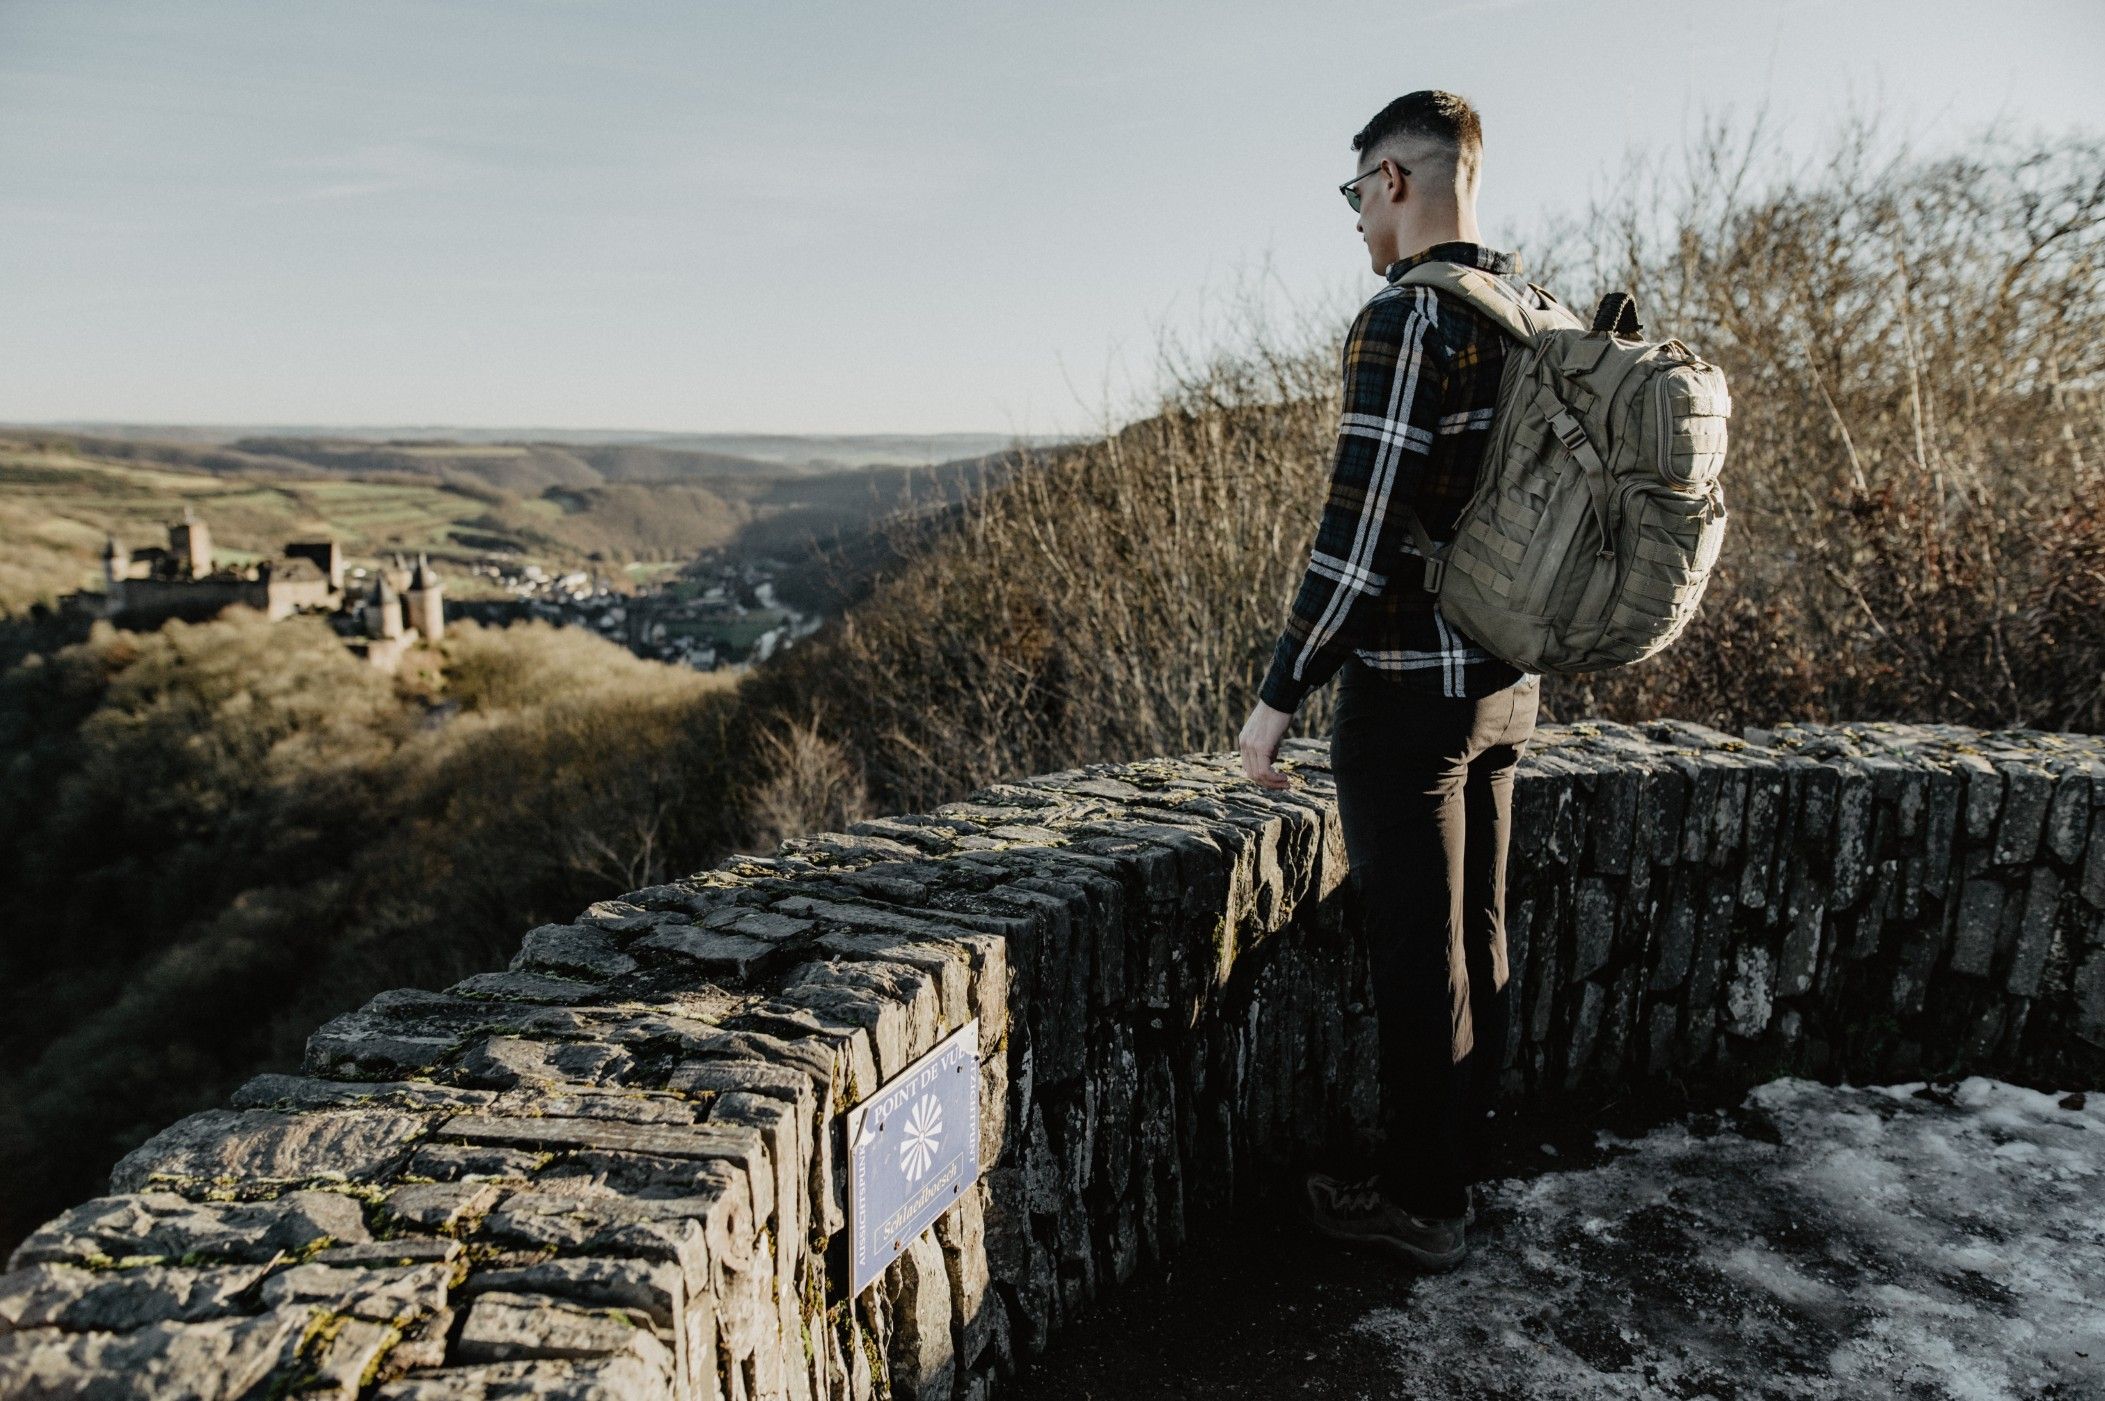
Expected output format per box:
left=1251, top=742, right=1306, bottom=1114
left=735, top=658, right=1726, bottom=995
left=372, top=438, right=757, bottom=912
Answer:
left=846, top=1017, right=981, bottom=1294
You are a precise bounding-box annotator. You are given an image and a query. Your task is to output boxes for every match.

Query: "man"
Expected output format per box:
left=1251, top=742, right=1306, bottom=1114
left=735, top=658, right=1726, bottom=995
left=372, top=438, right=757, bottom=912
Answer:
left=1237, top=90, right=1551, bottom=1270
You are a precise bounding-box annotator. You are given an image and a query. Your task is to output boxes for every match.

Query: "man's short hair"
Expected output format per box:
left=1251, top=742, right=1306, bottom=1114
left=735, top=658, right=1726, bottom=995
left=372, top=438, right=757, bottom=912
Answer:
left=1353, top=90, right=1482, bottom=193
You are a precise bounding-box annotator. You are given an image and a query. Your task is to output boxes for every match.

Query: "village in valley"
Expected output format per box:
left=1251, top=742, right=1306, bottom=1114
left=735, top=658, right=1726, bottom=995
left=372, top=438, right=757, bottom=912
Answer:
left=451, top=551, right=824, bottom=671
left=62, top=504, right=825, bottom=675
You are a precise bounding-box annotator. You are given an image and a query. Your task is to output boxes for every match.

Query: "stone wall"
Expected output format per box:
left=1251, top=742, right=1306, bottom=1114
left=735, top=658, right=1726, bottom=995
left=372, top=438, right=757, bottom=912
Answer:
left=3, top=720, right=2100, bottom=1399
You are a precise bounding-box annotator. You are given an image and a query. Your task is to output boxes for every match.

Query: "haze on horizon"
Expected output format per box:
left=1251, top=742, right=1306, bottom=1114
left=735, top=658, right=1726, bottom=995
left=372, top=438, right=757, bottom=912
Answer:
left=1, top=0, right=2097, bottom=440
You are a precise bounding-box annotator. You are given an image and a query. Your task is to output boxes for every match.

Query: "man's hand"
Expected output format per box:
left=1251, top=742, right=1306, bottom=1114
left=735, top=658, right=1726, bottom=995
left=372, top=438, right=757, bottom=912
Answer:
left=1238, top=699, right=1297, bottom=790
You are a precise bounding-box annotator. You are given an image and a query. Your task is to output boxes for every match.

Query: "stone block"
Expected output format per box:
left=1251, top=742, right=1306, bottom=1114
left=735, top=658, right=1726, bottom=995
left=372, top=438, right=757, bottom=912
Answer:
left=1893, top=761, right=1927, bottom=838
left=1738, top=767, right=1786, bottom=908
left=0, top=1262, right=270, bottom=1333
left=512, top=922, right=640, bottom=980
left=1644, top=1001, right=1679, bottom=1075
left=1571, top=878, right=1616, bottom=980
left=1724, top=946, right=1773, bottom=1039
left=1681, top=760, right=1720, bottom=864
left=0, top=1307, right=315, bottom=1400
left=444, top=1115, right=770, bottom=1239
left=1956, top=753, right=2002, bottom=840
left=1848, top=859, right=1898, bottom=959
left=1776, top=866, right=1824, bottom=999
left=768, top=976, right=919, bottom=1086
left=1647, top=868, right=1698, bottom=993
left=1920, top=766, right=1962, bottom=898
left=2074, top=924, right=2105, bottom=1048
left=1995, top=766, right=2053, bottom=866
left=1546, top=776, right=1580, bottom=865
left=381, top=1182, right=502, bottom=1234
left=2045, top=771, right=2092, bottom=865
left=1505, top=894, right=1536, bottom=1014
left=806, top=938, right=970, bottom=1044
left=11, top=1192, right=370, bottom=1272
left=1634, top=763, right=1687, bottom=868
left=455, top=1291, right=673, bottom=1370
left=478, top=1194, right=718, bottom=1299
left=1706, top=762, right=1748, bottom=864
left=458, top=1036, right=634, bottom=1089
left=258, top=1261, right=452, bottom=1325
left=464, top=1258, right=686, bottom=1331
left=1829, top=768, right=1876, bottom=909
left=228, top=1075, right=494, bottom=1115
left=1587, top=768, right=1639, bottom=874
left=1596, top=963, right=1640, bottom=1082
left=2082, top=823, right=2105, bottom=912
left=1951, top=879, right=2004, bottom=977
left=1685, top=874, right=1738, bottom=1011
left=2005, top=869, right=2062, bottom=997
left=1962, top=1001, right=2007, bottom=1063
left=108, top=1108, right=428, bottom=1192
left=448, top=970, right=609, bottom=1005
left=313, top=1239, right=462, bottom=1269
left=1795, top=763, right=1838, bottom=843
left=1566, top=981, right=1606, bottom=1082
left=1682, top=1006, right=1718, bottom=1068
left=639, top=926, right=796, bottom=981
left=1528, top=918, right=1562, bottom=1046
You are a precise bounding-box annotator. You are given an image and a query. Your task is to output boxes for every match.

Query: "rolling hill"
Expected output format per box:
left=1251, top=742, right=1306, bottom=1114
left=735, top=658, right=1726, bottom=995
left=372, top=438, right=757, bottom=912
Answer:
left=0, top=430, right=1034, bottom=616
left=8, top=423, right=1068, bottom=480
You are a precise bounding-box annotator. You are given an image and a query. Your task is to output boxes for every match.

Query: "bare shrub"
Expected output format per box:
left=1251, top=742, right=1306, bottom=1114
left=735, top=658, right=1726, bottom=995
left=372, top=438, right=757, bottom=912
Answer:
left=739, top=706, right=871, bottom=853
left=1529, top=105, right=2105, bottom=731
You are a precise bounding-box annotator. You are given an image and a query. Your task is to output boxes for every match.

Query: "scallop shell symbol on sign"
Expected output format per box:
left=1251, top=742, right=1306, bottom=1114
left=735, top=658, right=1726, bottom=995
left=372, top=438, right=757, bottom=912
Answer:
left=898, top=1094, right=943, bottom=1181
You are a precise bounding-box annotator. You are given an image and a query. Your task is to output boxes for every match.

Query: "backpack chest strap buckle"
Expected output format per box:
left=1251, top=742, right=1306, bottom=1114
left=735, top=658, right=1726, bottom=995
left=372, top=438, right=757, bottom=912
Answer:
left=1402, top=507, right=1448, bottom=594
left=1550, top=411, right=1591, bottom=454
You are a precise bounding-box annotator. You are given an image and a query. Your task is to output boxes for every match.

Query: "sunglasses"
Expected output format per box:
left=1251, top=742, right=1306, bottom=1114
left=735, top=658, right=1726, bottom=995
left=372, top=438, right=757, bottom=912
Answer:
left=1339, top=159, right=1409, bottom=213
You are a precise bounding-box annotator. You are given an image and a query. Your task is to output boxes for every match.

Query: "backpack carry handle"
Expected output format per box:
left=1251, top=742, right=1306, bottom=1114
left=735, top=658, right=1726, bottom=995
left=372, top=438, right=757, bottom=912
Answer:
left=1591, top=292, right=1643, bottom=339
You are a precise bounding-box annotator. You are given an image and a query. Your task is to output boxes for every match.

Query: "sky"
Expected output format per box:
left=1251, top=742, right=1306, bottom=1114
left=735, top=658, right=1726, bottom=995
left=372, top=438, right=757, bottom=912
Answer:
left=1, top=1, right=2099, bottom=439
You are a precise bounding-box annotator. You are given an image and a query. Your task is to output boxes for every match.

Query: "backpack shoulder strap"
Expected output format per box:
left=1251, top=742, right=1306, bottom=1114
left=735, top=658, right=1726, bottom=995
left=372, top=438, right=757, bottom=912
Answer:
left=1391, top=261, right=1570, bottom=347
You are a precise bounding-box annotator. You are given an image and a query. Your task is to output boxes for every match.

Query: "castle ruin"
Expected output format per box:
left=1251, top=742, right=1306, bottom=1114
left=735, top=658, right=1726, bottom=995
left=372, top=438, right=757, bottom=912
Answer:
left=69, top=508, right=444, bottom=671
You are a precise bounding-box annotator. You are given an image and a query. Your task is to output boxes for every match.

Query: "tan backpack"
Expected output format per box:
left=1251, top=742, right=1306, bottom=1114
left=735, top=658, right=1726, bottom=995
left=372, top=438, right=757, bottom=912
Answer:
left=1391, top=262, right=1731, bottom=675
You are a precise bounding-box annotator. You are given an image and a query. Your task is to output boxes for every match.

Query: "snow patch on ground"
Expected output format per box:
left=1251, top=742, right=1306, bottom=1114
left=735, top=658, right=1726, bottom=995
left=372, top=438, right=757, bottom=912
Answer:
left=1353, top=1077, right=2104, bottom=1400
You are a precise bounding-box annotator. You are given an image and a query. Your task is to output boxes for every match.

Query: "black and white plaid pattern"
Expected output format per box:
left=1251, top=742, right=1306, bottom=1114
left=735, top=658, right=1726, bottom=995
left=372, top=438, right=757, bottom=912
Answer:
left=1259, top=241, right=1549, bottom=712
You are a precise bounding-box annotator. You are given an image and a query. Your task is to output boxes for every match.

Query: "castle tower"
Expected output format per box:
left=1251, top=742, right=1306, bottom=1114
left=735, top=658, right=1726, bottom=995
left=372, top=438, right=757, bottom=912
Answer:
left=284, top=539, right=344, bottom=593
left=101, top=534, right=129, bottom=614
left=405, top=553, right=445, bottom=640
left=169, top=507, right=212, bottom=578
left=364, top=571, right=404, bottom=640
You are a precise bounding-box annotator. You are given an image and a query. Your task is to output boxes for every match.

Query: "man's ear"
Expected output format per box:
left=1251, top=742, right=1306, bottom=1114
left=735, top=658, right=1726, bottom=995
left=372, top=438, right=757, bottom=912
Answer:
left=1377, top=157, right=1404, bottom=205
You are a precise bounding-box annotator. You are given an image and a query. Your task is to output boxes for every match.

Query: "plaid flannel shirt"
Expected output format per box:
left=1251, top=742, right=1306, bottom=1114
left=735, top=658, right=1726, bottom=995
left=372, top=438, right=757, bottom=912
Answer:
left=1258, top=240, right=1547, bottom=712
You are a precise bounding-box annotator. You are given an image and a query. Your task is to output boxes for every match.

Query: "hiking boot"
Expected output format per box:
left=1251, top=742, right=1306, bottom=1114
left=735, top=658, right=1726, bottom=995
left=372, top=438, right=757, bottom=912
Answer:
left=1304, top=1171, right=1468, bottom=1271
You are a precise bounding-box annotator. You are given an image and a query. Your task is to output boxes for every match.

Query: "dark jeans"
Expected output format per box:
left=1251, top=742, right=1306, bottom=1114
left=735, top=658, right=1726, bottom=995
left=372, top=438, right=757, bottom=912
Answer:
left=1330, top=657, right=1540, bottom=1220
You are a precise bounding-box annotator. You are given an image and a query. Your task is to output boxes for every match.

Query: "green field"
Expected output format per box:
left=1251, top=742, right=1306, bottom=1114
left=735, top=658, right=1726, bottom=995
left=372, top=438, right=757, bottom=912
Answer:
left=681, top=607, right=796, bottom=649
left=0, top=429, right=1006, bottom=618
left=0, top=440, right=746, bottom=614
left=1, top=449, right=488, bottom=609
